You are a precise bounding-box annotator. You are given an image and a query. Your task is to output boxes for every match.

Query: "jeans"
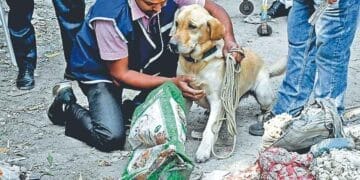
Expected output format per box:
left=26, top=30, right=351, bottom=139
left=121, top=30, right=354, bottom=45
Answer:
left=6, top=0, right=84, bottom=74
left=272, top=0, right=359, bottom=116
left=65, top=82, right=126, bottom=152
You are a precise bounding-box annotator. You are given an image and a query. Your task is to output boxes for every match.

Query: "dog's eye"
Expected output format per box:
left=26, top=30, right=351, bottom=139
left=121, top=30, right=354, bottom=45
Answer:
left=188, top=24, right=197, bottom=29
left=175, top=21, right=178, bottom=27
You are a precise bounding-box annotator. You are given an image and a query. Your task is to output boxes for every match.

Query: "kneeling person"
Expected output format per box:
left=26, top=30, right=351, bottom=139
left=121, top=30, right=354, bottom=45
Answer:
left=48, top=0, right=241, bottom=152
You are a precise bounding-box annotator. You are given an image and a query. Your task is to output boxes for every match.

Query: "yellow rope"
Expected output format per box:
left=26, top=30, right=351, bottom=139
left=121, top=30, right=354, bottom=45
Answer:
left=212, top=48, right=243, bottom=159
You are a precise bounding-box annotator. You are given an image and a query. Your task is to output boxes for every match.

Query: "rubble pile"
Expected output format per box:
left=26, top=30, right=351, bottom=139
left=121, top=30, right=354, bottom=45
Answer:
left=310, top=149, right=360, bottom=179
left=261, top=113, right=292, bottom=150
left=258, top=147, right=314, bottom=179
left=345, top=124, right=360, bottom=149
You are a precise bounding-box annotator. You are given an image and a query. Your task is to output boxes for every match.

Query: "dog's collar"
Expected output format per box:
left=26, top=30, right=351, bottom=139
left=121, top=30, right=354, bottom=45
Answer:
left=183, top=46, right=218, bottom=63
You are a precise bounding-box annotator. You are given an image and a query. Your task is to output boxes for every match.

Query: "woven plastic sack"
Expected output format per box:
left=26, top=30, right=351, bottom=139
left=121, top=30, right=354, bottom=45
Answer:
left=128, top=82, right=187, bottom=149
left=272, top=99, right=344, bottom=151
left=122, top=82, right=193, bottom=180
left=122, top=144, right=193, bottom=180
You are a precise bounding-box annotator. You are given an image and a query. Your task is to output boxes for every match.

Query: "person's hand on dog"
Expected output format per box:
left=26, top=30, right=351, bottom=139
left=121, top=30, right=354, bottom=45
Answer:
left=172, top=75, right=205, bottom=101
left=223, top=40, right=244, bottom=64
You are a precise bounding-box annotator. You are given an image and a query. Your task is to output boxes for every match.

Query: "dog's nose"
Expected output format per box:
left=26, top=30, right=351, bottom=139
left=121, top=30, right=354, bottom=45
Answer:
left=168, top=40, right=178, bottom=53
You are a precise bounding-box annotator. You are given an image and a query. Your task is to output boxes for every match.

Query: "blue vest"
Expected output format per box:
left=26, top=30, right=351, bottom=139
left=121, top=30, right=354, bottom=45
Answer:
left=69, top=0, right=178, bottom=83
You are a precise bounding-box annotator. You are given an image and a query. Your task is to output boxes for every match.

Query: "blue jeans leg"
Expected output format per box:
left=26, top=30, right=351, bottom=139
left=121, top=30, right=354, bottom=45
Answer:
left=272, top=0, right=317, bottom=116
left=313, top=0, right=359, bottom=114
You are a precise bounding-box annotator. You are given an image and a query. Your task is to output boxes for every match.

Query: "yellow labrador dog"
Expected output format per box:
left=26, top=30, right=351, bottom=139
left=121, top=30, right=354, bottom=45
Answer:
left=169, top=4, right=286, bottom=162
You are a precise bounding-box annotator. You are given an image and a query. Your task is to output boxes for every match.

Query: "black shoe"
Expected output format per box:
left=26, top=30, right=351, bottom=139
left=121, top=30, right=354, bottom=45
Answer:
left=16, top=69, right=35, bottom=90
left=47, top=81, right=77, bottom=125
left=267, top=1, right=290, bottom=18
left=249, top=111, right=274, bottom=136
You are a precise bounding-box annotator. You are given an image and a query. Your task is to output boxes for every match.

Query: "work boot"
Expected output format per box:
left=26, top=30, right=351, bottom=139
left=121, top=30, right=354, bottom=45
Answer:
left=16, top=69, right=35, bottom=90
left=249, top=111, right=275, bottom=136
left=47, top=81, right=77, bottom=125
left=267, top=1, right=290, bottom=18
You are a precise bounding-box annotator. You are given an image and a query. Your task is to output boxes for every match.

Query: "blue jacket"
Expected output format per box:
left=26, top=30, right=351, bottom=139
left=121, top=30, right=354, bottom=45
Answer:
left=69, top=0, right=178, bottom=84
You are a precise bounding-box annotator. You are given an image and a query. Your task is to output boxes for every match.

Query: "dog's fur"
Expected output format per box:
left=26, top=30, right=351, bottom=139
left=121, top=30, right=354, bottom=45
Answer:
left=169, top=5, right=287, bottom=162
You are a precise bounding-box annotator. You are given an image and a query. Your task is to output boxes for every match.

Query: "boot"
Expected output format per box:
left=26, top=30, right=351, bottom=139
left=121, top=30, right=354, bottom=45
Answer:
left=47, top=81, right=77, bottom=125
left=249, top=111, right=275, bottom=136
left=7, top=0, right=38, bottom=90
left=267, top=1, right=290, bottom=18
left=16, top=68, right=34, bottom=90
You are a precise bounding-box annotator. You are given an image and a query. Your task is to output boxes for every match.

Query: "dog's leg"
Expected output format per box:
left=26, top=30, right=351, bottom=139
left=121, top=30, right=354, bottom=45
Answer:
left=185, top=98, right=193, bottom=113
left=195, top=96, right=222, bottom=163
left=254, top=77, right=274, bottom=116
left=184, top=98, right=194, bottom=122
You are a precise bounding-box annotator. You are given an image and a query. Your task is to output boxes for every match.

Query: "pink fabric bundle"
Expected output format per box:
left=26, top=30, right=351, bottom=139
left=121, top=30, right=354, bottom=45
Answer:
left=258, top=147, right=314, bottom=180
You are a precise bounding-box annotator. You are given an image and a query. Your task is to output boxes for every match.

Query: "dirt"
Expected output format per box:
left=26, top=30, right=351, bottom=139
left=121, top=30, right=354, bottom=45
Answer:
left=0, top=0, right=359, bottom=179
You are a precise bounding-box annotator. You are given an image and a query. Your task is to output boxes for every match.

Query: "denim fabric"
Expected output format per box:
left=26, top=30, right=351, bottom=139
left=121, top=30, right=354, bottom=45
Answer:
left=272, top=0, right=359, bottom=116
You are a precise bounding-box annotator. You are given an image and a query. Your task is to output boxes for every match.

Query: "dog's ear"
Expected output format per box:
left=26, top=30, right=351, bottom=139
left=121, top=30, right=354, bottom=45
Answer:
left=170, top=9, right=180, bottom=36
left=207, top=18, right=224, bottom=40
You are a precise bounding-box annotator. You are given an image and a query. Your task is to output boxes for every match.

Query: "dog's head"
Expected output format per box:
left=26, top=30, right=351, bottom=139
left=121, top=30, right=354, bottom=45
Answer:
left=169, top=5, right=224, bottom=60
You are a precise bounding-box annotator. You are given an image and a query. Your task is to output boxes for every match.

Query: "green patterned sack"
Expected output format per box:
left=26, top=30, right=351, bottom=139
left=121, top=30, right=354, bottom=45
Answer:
left=122, top=144, right=193, bottom=180
left=122, top=82, right=193, bottom=180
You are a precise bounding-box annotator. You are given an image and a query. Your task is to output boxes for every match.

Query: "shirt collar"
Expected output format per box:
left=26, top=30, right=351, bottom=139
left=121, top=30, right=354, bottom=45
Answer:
left=129, top=0, right=161, bottom=21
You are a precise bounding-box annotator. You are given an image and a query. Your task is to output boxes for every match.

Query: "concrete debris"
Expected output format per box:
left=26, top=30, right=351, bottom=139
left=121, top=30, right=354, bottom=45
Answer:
left=261, top=113, right=292, bottom=150
left=344, top=124, right=360, bottom=150
left=258, top=147, right=314, bottom=179
left=310, top=149, right=360, bottom=180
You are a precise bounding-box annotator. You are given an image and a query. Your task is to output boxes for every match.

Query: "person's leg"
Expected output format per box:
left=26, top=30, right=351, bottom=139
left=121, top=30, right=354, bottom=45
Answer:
left=272, top=0, right=317, bottom=116
left=52, top=0, right=85, bottom=79
left=249, top=0, right=317, bottom=135
left=64, top=82, right=126, bottom=151
left=6, top=0, right=36, bottom=90
left=313, top=0, right=359, bottom=115
left=48, top=82, right=126, bottom=151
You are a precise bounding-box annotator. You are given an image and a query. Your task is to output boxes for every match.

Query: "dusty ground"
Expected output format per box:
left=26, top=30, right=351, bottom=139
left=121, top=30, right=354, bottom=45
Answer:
left=0, top=0, right=359, bottom=179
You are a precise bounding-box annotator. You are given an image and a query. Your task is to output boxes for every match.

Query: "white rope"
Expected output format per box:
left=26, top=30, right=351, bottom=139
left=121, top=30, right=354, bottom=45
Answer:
left=211, top=48, right=243, bottom=159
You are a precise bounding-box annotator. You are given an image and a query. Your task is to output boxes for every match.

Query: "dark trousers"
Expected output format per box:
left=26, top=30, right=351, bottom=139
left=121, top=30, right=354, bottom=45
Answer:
left=63, top=82, right=151, bottom=151
left=6, top=0, right=85, bottom=74
left=64, top=82, right=126, bottom=152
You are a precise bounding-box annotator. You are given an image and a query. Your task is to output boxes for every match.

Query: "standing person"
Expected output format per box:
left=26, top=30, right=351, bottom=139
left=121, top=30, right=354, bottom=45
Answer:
left=47, top=0, right=243, bottom=152
left=249, top=0, right=359, bottom=136
left=6, top=0, right=85, bottom=90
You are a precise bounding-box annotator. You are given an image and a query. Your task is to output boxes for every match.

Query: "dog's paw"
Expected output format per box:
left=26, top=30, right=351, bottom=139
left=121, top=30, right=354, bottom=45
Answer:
left=195, top=147, right=211, bottom=163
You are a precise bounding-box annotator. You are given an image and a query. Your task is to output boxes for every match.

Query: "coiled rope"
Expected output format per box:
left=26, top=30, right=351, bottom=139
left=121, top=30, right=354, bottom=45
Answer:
left=212, top=47, right=244, bottom=159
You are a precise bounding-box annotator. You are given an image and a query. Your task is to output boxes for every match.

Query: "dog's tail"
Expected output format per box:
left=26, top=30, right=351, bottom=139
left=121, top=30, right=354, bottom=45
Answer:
left=268, top=57, right=287, bottom=78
